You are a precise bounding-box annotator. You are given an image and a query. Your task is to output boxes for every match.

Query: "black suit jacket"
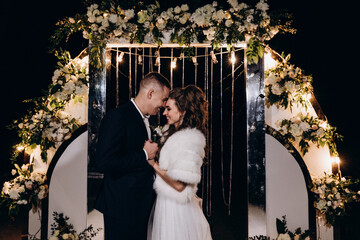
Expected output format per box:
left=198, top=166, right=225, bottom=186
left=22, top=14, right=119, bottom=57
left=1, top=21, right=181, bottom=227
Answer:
left=94, top=101, right=155, bottom=236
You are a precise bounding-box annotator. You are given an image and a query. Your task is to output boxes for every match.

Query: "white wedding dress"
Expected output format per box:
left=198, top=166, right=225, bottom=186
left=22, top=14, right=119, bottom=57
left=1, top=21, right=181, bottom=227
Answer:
left=147, top=128, right=212, bottom=240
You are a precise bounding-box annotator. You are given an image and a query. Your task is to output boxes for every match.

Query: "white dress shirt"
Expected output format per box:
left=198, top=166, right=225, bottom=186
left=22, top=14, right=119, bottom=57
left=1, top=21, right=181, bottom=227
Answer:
left=131, top=99, right=151, bottom=160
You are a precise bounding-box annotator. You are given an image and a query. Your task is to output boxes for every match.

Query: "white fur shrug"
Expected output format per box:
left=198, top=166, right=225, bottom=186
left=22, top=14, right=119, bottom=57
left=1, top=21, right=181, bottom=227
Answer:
left=153, top=127, right=206, bottom=203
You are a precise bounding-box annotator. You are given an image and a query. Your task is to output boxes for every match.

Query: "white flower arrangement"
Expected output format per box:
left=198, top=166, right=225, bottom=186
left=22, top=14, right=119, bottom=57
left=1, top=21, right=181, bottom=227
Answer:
left=265, top=54, right=313, bottom=111
left=275, top=112, right=343, bottom=156
left=49, top=212, right=101, bottom=240
left=0, top=162, right=47, bottom=218
left=311, top=173, right=360, bottom=225
left=51, top=0, right=296, bottom=69
left=9, top=50, right=88, bottom=162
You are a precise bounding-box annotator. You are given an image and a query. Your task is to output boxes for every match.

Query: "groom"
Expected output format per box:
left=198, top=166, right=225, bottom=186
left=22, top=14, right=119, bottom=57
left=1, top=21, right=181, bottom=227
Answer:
left=94, top=72, right=170, bottom=240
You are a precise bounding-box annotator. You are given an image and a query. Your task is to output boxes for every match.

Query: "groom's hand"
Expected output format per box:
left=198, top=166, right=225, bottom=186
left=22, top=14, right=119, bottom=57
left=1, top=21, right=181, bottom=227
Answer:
left=144, top=140, right=158, bottom=160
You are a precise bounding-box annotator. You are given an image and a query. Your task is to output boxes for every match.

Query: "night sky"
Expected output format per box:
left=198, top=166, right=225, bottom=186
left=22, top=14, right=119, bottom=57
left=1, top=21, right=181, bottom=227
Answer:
left=0, top=0, right=359, bottom=180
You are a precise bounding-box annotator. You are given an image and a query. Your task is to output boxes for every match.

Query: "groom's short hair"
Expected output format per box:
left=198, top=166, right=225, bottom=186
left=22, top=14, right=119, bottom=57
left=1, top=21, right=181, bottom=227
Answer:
left=140, top=72, right=171, bottom=92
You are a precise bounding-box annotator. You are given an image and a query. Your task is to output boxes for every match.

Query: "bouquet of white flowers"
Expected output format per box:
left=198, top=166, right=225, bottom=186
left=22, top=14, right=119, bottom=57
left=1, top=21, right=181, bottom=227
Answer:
left=0, top=162, right=47, bottom=218
left=311, top=173, right=360, bottom=225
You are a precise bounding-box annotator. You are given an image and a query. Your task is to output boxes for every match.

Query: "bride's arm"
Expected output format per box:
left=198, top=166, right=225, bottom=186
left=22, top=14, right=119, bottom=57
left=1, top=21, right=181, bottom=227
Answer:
left=149, top=160, right=186, bottom=192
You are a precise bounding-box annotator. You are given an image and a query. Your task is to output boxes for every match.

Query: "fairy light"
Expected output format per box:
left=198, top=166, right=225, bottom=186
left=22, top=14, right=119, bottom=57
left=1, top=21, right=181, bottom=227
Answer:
left=16, top=145, right=25, bottom=152
left=192, top=56, right=198, bottom=65
left=118, top=52, right=125, bottom=62
left=230, top=50, right=236, bottom=64
left=171, top=57, right=177, bottom=69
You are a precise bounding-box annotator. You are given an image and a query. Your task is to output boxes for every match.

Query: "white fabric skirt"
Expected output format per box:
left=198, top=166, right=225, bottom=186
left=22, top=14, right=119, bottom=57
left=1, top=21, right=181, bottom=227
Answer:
left=147, top=195, right=212, bottom=240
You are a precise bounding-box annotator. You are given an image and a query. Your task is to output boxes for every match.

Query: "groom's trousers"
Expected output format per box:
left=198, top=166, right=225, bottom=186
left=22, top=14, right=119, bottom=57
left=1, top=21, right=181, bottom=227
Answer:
left=104, top=214, right=147, bottom=240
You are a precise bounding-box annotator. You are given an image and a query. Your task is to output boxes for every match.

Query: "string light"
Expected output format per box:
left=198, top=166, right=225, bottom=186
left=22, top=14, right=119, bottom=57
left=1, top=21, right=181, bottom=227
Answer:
left=117, top=51, right=125, bottom=63
left=192, top=56, right=198, bottom=65
left=16, top=145, right=25, bottom=152
left=230, top=50, right=236, bottom=64
left=171, top=58, right=177, bottom=69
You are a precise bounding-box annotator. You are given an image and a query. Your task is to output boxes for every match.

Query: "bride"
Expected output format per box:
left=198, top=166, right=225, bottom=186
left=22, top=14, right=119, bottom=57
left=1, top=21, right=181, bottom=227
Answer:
left=147, top=85, right=212, bottom=240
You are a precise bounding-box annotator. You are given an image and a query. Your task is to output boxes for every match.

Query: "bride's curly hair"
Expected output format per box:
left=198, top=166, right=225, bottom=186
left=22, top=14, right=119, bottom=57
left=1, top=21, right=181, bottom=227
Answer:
left=163, top=85, right=208, bottom=141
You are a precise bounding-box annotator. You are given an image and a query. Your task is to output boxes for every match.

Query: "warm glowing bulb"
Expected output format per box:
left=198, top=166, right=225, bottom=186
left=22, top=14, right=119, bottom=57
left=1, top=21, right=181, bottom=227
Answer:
left=171, top=58, right=177, bottom=69
left=118, top=52, right=125, bottom=62
left=230, top=51, right=236, bottom=64
left=17, top=145, right=25, bottom=151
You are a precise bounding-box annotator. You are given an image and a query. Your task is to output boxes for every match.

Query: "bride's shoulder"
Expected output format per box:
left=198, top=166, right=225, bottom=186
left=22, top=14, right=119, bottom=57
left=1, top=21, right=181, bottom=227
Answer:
left=168, top=128, right=205, bottom=145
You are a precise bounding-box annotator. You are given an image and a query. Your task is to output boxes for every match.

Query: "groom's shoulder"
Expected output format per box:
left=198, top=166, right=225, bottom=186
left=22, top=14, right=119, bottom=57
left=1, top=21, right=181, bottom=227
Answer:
left=103, top=102, right=132, bottom=119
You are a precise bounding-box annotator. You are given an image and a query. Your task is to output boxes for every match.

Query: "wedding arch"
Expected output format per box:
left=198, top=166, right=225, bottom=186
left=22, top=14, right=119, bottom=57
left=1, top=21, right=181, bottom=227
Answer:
left=1, top=1, right=353, bottom=240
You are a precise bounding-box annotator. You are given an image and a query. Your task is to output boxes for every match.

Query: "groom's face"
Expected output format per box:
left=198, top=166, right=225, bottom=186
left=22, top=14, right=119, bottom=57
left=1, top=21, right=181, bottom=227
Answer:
left=148, top=86, right=169, bottom=115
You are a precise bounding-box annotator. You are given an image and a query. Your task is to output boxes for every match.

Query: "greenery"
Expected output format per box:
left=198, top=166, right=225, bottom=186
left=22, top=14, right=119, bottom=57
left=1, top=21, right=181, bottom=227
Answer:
left=50, top=0, right=295, bottom=69
left=311, top=173, right=360, bottom=226
left=47, top=212, right=101, bottom=240
left=8, top=50, right=88, bottom=163
left=276, top=112, right=343, bottom=156
left=265, top=54, right=313, bottom=111
left=0, top=162, right=47, bottom=219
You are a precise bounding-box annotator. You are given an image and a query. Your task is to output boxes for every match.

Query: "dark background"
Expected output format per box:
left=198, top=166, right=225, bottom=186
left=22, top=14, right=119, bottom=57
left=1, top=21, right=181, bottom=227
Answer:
left=0, top=0, right=359, bottom=238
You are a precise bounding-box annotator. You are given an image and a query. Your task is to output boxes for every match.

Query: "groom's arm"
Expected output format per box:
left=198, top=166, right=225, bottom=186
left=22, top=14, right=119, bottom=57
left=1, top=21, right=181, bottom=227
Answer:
left=95, top=109, right=149, bottom=173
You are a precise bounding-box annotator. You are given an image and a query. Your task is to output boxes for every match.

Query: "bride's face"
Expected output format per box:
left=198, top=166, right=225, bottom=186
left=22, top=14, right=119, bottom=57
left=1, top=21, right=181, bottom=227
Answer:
left=163, top=98, right=183, bottom=128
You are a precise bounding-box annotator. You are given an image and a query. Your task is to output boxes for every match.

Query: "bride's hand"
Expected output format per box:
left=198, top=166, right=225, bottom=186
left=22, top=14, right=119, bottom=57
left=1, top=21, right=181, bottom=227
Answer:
left=148, top=159, right=156, bottom=167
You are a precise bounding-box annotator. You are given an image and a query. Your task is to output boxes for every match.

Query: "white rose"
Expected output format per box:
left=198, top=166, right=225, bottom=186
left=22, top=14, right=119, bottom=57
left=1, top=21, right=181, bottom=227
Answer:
left=11, top=169, right=17, bottom=175
left=18, top=123, right=24, bottom=129
left=21, top=164, right=28, bottom=172
left=284, top=81, right=296, bottom=93
left=9, top=188, right=20, bottom=200
left=225, top=19, right=232, bottom=27
left=124, top=9, right=135, bottom=19
left=290, top=124, right=303, bottom=137
left=174, top=6, right=181, bottom=14
left=266, top=73, right=277, bottom=85
left=299, top=121, right=310, bottom=132
left=271, top=83, right=284, bottom=95
left=2, top=181, right=11, bottom=194
left=62, top=233, right=69, bottom=239
left=69, top=17, right=75, bottom=23
left=181, top=4, right=189, bottom=12
left=25, top=181, right=33, bottom=189
left=316, top=199, right=327, bottom=210
left=109, top=14, right=118, bottom=24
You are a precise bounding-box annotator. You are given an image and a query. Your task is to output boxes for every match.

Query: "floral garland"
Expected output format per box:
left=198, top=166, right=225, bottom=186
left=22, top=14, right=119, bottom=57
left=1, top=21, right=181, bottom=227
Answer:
left=265, top=54, right=313, bottom=111
left=311, top=173, right=360, bottom=226
left=276, top=112, right=343, bottom=156
left=50, top=0, right=295, bottom=68
left=0, top=162, right=47, bottom=218
left=9, top=50, right=88, bottom=163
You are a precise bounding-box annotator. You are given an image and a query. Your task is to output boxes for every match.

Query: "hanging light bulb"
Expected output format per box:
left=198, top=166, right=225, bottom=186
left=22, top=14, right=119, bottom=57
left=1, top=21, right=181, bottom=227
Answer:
left=155, top=56, right=160, bottom=66
left=138, top=54, right=142, bottom=65
left=192, top=56, right=198, bottom=65
left=118, top=52, right=125, bottom=62
left=230, top=50, right=236, bottom=64
left=171, top=57, right=177, bottom=69
left=210, top=50, right=218, bottom=64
